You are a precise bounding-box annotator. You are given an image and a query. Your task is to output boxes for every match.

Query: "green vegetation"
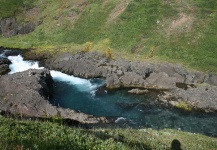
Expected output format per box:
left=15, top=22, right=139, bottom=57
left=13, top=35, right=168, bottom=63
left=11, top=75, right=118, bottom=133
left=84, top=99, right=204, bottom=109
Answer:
left=175, top=101, right=193, bottom=111
left=0, top=116, right=217, bottom=150
left=0, top=0, right=217, bottom=148
left=0, top=0, right=216, bottom=73
left=0, top=0, right=34, bottom=18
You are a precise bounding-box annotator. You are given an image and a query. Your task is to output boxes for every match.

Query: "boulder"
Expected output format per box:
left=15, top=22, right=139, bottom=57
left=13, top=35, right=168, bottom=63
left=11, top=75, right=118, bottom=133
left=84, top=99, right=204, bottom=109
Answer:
left=128, top=88, right=149, bottom=94
left=0, top=57, right=11, bottom=75
left=0, top=64, right=10, bottom=75
left=0, top=57, right=11, bottom=65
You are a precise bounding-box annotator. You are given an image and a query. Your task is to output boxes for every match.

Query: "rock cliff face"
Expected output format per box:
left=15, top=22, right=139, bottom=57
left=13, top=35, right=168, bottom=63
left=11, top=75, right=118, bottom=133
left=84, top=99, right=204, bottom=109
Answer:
left=43, top=51, right=217, bottom=112
left=0, top=69, right=110, bottom=124
left=0, top=17, right=36, bottom=37
left=44, top=51, right=217, bottom=89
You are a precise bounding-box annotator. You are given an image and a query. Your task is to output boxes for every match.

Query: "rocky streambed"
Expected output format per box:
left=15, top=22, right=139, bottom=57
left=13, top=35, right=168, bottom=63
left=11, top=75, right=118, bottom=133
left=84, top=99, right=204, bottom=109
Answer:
left=1, top=49, right=217, bottom=132
left=43, top=51, right=217, bottom=112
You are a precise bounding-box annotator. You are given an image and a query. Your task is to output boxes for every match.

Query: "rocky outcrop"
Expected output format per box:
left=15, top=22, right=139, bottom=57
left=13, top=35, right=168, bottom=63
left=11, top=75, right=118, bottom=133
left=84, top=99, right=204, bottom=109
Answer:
left=0, top=17, right=36, bottom=37
left=158, top=85, right=217, bottom=112
left=43, top=51, right=217, bottom=112
left=0, top=49, right=22, bottom=57
left=0, top=57, right=11, bottom=75
left=44, top=51, right=217, bottom=89
left=0, top=69, right=110, bottom=124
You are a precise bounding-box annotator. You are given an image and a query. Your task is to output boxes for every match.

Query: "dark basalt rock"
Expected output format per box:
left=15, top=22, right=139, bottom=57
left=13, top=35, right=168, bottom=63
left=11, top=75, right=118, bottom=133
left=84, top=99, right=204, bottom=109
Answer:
left=158, top=86, right=217, bottom=112
left=0, top=18, right=17, bottom=37
left=0, top=64, right=10, bottom=75
left=0, top=57, right=11, bottom=65
left=0, top=57, right=11, bottom=75
left=95, top=86, right=107, bottom=96
left=0, top=69, right=110, bottom=124
left=0, top=49, right=22, bottom=57
left=43, top=51, right=217, bottom=112
left=0, top=17, right=36, bottom=37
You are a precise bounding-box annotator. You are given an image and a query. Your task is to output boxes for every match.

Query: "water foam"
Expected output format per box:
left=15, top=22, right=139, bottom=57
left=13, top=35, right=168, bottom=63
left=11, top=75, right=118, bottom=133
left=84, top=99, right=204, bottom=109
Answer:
left=7, top=55, right=104, bottom=93
left=51, top=70, right=100, bottom=92
left=8, top=55, right=43, bottom=74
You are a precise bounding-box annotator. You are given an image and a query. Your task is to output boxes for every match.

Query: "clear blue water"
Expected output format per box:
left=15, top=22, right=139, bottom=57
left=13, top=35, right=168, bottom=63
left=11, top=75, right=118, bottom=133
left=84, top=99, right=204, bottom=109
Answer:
left=50, top=78, right=217, bottom=137
left=4, top=52, right=217, bottom=137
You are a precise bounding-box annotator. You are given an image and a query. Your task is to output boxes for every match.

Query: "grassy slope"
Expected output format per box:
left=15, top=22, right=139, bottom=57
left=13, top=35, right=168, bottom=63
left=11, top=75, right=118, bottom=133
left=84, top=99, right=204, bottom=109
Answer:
left=0, top=0, right=217, bottom=149
left=0, top=116, right=217, bottom=150
left=0, top=0, right=216, bottom=72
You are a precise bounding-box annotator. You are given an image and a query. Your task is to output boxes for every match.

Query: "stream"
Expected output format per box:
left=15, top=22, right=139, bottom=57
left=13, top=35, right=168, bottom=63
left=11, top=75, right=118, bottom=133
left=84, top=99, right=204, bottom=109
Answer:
left=1, top=51, right=217, bottom=137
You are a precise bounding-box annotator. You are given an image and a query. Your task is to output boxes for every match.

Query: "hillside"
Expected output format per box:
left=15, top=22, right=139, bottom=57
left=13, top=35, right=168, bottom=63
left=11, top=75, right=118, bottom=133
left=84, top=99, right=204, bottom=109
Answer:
left=1, top=116, right=217, bottom=150
left=0, top=0, right=217, bottom=73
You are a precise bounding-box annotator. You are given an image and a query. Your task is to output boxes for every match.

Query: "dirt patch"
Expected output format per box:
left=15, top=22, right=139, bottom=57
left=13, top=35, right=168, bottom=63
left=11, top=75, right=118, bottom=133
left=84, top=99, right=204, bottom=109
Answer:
left=25, top=7, right=40, bottom=22
left=106, top=0, right=129, bottom=24
left=63, top=1, right=87, bottom=26
left=102, top=0, right=110, bottom=7
left=168, top=13, right=194, bottom=34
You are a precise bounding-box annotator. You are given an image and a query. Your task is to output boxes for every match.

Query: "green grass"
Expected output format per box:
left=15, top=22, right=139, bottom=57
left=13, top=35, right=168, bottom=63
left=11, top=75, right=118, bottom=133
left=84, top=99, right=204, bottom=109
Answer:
left=0, top=0, right=216, bottom=73
left=0, top=0, right=35, bottom=18
left=0, top=116, right=217, bottom=150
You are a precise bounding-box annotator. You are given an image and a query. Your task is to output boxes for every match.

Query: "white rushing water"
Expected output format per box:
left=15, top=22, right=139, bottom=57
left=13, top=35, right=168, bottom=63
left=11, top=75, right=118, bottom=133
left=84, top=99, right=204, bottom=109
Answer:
left=50, top=70, right=102, bottom=92
left=8, top=55, right=44, bottom=74
left=7, top=55, right=103, bottom=93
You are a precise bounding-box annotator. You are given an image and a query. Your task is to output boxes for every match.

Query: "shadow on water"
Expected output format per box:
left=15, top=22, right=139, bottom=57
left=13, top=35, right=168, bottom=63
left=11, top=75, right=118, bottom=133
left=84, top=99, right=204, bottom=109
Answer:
left=49, top=79, right=217, bottom=137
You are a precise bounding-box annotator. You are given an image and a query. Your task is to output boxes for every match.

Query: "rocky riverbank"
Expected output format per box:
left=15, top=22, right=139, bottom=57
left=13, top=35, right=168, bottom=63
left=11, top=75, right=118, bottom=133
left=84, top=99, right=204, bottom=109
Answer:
left=43, top=51, right=217, bottom=112
left=0, top=67, right=110, bottom=124
left=0, top=49, right=217, bottom=126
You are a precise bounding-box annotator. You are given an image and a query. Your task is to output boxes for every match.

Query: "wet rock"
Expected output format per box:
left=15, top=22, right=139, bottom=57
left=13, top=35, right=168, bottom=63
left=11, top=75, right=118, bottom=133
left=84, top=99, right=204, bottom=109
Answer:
left=0, top=57, right=11, bottom=75
left=0, top=57, right=11, bottom=65
left=95, top=86, right=107, bottom=96
left=2, top=50, right=22, bottom=57
left=128, top=88, right=149, bottom=94
left=0, top=64, right=10, bottom=75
